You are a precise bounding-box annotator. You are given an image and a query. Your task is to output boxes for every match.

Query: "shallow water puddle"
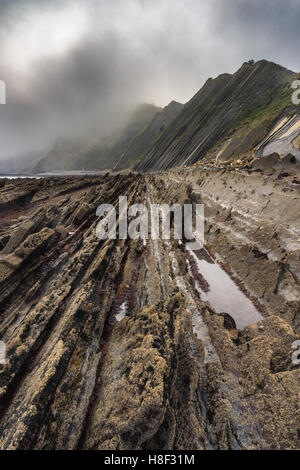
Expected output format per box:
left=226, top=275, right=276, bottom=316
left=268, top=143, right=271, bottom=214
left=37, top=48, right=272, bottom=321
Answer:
left=170, top=249, right=219, bottom=363
left=186, top=247, right=262, bottom=330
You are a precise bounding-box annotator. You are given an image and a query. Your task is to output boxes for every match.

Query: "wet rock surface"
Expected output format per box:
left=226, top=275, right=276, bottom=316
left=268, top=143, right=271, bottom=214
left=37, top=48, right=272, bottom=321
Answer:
left=0, top=169, right=299, bottom=450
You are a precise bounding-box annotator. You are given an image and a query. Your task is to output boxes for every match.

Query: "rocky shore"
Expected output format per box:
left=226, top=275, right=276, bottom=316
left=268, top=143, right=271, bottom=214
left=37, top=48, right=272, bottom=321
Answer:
left=0, top=165, right=299, bottom=450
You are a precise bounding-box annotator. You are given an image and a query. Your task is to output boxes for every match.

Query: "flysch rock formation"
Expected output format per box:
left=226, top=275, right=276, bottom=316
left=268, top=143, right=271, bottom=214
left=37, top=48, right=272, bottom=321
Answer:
left=256, top=114, right=300, bottom=161
left=0, top=165, right=299, bottom=450
left=135, top=61, right=300, bottom=172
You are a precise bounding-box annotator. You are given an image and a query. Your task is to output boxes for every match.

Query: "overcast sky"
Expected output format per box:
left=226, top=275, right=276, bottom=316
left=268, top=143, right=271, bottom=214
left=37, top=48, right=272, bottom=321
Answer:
left=0, top=0, right=299, bottom=162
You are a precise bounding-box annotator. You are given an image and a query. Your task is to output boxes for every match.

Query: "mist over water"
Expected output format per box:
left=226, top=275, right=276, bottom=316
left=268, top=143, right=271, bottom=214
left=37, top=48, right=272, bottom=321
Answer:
left=0, top=0, right=299, bottom=170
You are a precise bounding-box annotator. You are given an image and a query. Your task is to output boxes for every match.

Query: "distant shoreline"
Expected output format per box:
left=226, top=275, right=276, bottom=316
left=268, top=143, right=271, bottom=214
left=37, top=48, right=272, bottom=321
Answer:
left=0, top=170, right=109, bottom=179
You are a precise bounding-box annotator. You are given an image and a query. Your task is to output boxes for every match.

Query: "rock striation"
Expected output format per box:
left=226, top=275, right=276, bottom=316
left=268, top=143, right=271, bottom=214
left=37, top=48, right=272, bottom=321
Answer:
left=0, top=168, right=298, bottom=450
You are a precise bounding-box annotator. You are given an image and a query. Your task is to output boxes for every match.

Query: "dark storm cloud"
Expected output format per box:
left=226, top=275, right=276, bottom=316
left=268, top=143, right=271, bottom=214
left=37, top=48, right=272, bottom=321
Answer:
left=214, top=0, right=300, bottom=71
left=0, top=0, right=299, bottom=164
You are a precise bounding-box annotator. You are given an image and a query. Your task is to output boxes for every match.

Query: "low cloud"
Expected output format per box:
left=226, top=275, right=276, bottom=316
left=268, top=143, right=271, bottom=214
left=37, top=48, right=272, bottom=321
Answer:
left=0, top=0, right=299, bottom=165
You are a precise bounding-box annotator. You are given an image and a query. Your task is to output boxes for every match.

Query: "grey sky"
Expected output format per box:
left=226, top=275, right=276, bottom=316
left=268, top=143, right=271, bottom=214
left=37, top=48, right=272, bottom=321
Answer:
left=0, top=0, right=299, bottom=162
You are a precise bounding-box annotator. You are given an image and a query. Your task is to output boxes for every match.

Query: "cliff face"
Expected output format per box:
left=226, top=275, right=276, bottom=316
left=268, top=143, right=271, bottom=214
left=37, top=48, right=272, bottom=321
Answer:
left=136, top=61, right=299, bottom=171
left=114, top=101, right=183, bottom=170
